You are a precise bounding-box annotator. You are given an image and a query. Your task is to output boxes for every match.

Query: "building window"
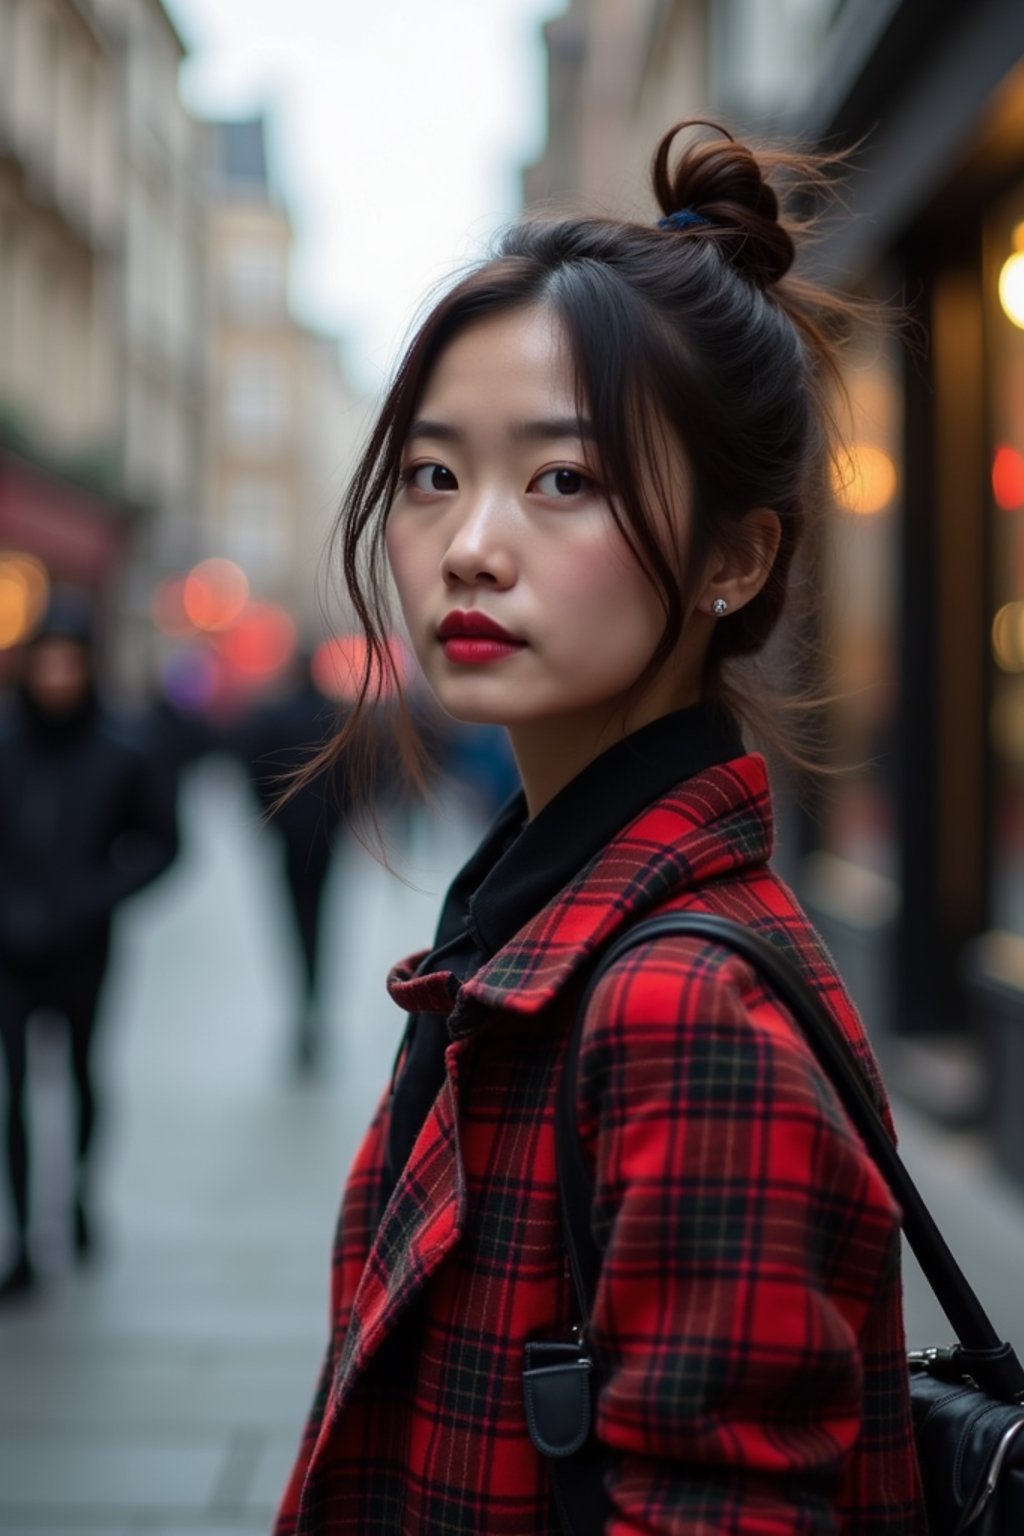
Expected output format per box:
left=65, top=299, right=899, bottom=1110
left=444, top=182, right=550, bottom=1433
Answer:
left=34, top=249, right=62, bottom=418
left=67, top=51, right=97, bottom=210
left=224, top=240, right=285, bottom=322
left=224, top=350, right=290, bottom=448
left=34, top=5, right=60, bottom=153
left=0, top=212, right=12, bottom=366
left=711, top=0, right=833, bottom=118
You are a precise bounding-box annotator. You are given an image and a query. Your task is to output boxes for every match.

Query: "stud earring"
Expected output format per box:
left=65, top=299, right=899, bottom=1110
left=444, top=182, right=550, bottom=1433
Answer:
left=711, top=597, right=728, bottom=616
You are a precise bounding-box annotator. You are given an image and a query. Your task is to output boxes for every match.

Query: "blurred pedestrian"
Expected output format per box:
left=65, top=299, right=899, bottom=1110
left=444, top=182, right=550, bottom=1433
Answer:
left=145, top=679, right=219, bottom=821
left=275, top=121, right=926, bottom=1532
left=0, top=591, right=179, bottom=1298
left=440, top=720, right=520, bottom=821
left=236, top=654, right=347, bottom=1074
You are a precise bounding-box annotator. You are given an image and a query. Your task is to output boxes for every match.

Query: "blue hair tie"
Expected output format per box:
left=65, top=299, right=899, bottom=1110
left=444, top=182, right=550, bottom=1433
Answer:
left=657, top=209, right=710, bottom=232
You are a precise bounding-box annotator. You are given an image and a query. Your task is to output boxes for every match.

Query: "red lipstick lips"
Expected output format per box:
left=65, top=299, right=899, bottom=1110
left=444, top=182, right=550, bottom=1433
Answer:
left=438, top=611, right=518, bottom=642
left=437, top=611, right=525, bottom=665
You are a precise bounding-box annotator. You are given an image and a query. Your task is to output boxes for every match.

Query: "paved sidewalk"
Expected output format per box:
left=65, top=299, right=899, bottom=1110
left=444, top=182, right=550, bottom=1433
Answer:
left=0, top=762, right=481, bottom=1535
left=1, top=762, right=1022, bottom=1533
left=896, top=1104, right=1024, bottom=1349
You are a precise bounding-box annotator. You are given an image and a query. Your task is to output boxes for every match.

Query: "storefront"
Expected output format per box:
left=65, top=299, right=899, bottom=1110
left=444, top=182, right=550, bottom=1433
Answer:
left=790, top=1, right=1024, bottom=1163
left=0, top=437, right=137, bottom=677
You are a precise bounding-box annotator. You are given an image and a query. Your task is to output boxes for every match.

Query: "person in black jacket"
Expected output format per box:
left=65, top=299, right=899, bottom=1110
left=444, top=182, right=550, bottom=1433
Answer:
left=0, top=592, right=179, bottom=1297
left=237, top=655, right=348, bottom=1075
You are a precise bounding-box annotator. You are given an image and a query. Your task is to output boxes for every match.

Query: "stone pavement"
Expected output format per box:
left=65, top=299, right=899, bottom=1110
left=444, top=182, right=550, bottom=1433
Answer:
left=1, top=762, right=1023, bottom=1533
left=0, top=760, right=483, bottom=1534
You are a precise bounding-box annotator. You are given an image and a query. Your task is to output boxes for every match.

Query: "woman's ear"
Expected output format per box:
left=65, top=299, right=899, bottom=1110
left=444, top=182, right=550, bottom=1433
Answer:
left=698, top=508, right=781, bottom=618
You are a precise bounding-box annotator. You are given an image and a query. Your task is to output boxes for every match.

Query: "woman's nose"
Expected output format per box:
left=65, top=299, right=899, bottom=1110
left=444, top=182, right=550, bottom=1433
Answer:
left=440, top=494, right=516, bottom=589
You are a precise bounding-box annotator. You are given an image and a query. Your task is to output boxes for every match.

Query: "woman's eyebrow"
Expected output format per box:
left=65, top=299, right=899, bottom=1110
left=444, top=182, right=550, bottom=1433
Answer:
left=406, top=419, right=461, bottom=443
left=509, top=417, right=595, bottom=443
left=404, top=417, right=595, bottom=445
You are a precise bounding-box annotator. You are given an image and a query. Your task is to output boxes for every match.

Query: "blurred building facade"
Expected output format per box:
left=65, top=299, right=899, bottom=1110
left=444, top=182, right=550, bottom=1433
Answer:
left=0, top=9, right=365, bottom=693
left=90, top=0, right=206, bottom=574
left=524, top=0, right=710, bottom=214
left=0, top=0, right=204, bottom=669
left=203, top=115, right=364, bottom=628
left=0, top=0, right=135, bottom=625
left=526, top=0, right=1024, bottom=1166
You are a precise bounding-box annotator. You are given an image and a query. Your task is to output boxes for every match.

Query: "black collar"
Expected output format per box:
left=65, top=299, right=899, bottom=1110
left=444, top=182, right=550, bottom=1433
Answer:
left=429, top=701, right=744, bottom=967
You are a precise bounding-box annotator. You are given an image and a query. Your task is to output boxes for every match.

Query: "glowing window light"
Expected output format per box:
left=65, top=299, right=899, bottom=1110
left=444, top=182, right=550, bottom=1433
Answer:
left=999, top=246, right=1024, bottom=330
left=0, top=553, right=50, bottom=648
left=991, top=601, right=1024, bottom=672
left=183, top=558, right=249, bottom=631
left=0, top=576, right=30, bottom=649
left=831, top=443, right=898, bottom=516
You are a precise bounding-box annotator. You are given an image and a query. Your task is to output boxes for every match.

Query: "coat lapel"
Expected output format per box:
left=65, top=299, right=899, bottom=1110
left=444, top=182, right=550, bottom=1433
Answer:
left=457, top=752, right=773, bottom=1024
left=314, top=1038, right=468, bottom=1440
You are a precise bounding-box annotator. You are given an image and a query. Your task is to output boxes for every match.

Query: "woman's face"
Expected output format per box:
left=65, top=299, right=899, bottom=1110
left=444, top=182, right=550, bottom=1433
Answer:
left=386, top=305, right=705, bottom=795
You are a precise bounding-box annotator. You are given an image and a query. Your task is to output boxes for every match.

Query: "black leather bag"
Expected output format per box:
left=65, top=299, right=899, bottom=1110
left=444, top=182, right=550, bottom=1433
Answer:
left=524, top=911, right=1024, bottom=1535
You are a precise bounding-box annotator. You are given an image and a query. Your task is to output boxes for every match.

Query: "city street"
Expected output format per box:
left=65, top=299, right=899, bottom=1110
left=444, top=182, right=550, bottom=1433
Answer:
left=1, top=763, right=1024, bottom=1533
left=0, top=761, right=483, bottom=1535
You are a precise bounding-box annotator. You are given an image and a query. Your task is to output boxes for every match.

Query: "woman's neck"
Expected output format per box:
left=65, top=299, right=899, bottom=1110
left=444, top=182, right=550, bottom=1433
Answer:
left=508, top=687, right=701, bottom=817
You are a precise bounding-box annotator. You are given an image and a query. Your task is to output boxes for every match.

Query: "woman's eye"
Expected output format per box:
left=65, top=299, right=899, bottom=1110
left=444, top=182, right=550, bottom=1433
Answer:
left=406, top=463, right=457, bottom=493
left=533, top=467, right=590, bottom=498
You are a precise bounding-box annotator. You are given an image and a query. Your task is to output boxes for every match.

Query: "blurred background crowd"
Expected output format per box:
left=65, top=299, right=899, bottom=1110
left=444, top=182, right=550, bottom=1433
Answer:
left=3, top=0, right=1024, bottom=1526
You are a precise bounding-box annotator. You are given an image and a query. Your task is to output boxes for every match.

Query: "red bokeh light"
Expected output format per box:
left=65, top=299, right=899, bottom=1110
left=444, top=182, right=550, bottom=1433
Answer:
left=993, top=445, right=1024, bottom=512
left=312, top=636, right=365, bottom=702
left=219, top=602, right=296, bottom=677
left=312, top=634, right=410, bottom=702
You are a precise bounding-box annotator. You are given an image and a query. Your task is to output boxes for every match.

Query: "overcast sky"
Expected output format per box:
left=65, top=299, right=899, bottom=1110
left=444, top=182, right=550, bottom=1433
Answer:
left=165, top=0, right=565, bottom=392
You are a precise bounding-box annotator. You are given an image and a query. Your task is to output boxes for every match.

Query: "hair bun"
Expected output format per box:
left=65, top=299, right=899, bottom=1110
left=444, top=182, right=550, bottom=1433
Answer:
left=652, top=121, right=796, bottom=289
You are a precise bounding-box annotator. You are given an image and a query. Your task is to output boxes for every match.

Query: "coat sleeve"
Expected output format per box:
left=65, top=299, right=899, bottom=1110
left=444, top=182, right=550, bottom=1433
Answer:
left=578, top=938, right=902, bottom=1536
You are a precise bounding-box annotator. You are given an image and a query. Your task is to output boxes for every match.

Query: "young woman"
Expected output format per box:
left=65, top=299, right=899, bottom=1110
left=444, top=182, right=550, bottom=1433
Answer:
left=275, top=124, right=926, bottom=1534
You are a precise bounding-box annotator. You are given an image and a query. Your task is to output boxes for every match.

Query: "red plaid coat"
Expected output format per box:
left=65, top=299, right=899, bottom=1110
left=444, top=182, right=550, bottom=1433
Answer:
left=276, top=754, right=925, bottom=1534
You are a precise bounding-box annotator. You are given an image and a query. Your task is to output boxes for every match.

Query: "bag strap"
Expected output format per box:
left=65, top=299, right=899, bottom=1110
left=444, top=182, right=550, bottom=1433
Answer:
left=558, top=910, right=1024, bottom=1402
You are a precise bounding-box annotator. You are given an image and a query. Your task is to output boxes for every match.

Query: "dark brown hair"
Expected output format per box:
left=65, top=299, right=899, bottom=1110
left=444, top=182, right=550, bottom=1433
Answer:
left=307, top=121, right=859, bottom=817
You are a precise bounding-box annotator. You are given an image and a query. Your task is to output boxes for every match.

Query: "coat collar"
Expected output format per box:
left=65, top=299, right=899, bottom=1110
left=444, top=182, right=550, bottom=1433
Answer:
left=388, top=752, right=773, bottom=1032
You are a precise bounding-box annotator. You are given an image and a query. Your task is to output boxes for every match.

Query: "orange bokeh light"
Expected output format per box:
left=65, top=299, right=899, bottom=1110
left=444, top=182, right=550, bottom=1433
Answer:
left=992, top=601, right=1024, bottom=672
left=993, top=445, right=1024, bottom=512
left=831, top=443, right=898, bottom=516
left=183, top=558, right=249, bottom=632
left=999, top=248, right=1024, bottom=330
left=219, top=602, right=296, bottom=677
left=0, top=553, right=50, bottom=648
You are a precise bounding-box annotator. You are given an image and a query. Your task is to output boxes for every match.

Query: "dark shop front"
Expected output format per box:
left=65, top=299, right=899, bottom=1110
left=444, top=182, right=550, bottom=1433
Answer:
left=789, top=0, right=1024, bottom=1179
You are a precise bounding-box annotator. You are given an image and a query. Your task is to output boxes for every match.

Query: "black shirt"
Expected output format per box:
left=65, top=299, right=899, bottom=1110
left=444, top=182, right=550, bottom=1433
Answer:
left=383, top=702, right=744, bottom=1192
